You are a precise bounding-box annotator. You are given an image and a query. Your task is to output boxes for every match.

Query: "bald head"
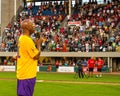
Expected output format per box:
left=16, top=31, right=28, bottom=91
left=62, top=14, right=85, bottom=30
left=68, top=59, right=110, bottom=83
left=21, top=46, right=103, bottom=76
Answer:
left=21, top=19, right=35, bottom=35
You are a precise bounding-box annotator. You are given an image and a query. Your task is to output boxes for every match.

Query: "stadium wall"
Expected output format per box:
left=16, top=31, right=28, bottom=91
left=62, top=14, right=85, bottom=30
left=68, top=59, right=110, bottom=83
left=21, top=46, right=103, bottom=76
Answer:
left=0, top=52, right=120, bottom=57
left=0, top=52, right=120, bottom=72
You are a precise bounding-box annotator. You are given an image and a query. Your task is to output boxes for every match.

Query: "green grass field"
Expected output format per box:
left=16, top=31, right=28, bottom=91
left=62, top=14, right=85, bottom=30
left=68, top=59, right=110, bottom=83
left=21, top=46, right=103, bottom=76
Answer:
left=0, top=72, right=120, bottom=96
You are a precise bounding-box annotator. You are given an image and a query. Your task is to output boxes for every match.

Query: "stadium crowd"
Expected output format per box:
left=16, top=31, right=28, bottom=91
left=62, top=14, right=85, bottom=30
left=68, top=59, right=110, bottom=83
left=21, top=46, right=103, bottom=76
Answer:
left=0, top=0, right=120, bottom=52
left=67, top=0, right=120, bottom=52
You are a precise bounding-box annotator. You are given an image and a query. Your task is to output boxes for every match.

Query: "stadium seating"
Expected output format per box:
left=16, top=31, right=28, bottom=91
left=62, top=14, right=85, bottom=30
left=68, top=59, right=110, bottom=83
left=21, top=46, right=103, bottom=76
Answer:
left=1, top=0, right=120, bottom=53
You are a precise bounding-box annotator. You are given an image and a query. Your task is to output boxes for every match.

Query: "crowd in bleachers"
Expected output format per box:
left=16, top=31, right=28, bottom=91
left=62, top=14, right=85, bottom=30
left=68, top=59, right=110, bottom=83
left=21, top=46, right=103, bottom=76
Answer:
left=66, top=0, right=120, bottom=52
left=0, top=0, right=120, bottom=52
left=0, top=1, right=68, bottom=52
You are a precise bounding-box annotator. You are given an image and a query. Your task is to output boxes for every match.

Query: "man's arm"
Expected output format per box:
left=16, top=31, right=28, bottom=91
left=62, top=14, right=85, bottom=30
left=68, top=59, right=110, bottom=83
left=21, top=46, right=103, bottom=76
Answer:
left=33, top=51, right=40, bottom=60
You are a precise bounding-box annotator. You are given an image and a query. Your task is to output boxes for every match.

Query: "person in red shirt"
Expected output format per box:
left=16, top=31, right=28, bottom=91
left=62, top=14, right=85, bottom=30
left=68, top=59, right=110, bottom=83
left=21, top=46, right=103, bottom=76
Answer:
left=55, top=60, right=59, bottom=71
left=96, top=57, right=104, bottom=78
left=88, top=57, right=95, bottom=77
left=62, top=43, right=67, bottom=52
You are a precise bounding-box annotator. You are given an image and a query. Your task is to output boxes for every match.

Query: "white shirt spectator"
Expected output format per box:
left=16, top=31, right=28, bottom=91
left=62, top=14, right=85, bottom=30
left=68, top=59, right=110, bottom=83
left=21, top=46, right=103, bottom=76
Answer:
left=107, top=9, right=110, bottom=14
left=67, top=15, right=70, bottom=20
left=79, top=25, right=85, bottom=32
left=85, top=42, right=89, bottom=52
left=86, top=20, right=90, bottom=28
left=111, top=9, right=114, bottom=14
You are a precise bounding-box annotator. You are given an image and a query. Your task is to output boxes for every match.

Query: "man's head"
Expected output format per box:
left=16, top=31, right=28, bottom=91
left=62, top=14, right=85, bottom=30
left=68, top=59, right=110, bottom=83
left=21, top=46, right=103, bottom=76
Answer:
left=21, top=19, right=35, bottom=35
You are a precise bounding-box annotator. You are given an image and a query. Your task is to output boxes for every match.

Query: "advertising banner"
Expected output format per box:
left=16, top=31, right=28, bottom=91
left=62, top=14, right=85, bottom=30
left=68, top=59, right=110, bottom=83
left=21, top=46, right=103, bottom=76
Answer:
left=0, top=66, right=39, bottom=72
left=58, top=66, right=74, bottom=72
left=68, top=21, right=81, bottom=26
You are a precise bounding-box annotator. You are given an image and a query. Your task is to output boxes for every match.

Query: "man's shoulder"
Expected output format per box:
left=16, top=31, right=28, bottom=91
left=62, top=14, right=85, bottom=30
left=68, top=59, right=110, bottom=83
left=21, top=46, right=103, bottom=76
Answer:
left=20, top=35, right=32, bottom=42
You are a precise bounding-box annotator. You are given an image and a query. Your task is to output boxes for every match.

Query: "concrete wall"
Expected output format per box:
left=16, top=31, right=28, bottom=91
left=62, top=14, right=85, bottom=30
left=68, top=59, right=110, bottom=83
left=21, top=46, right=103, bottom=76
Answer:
left=1, top=0, right=14, bottom=35
left=1, top=0, right=23, bottom=36
left=1, top=52, right=120, bottom=57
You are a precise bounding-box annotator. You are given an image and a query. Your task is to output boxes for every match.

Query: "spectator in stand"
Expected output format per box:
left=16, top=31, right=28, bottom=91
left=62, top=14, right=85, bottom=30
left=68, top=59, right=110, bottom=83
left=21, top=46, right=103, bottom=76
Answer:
left=88, top=57, right=95, bottom=77
left=96, top=57, right=104, bottom=78
left=55, top=60, right=59, bottom=71
left=62, top=42, right=67, bottom=52
left=1, top=41, right=6, bottom=51
left=3, top=59, right=7, bottom=65
left=1, top=0, right=120, bottom=53
left=64, top=60, right=69, bottom=66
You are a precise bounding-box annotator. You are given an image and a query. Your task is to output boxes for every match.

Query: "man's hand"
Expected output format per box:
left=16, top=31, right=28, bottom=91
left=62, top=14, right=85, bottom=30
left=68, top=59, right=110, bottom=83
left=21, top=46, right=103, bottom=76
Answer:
left=34, top=32, right=43, bottom=50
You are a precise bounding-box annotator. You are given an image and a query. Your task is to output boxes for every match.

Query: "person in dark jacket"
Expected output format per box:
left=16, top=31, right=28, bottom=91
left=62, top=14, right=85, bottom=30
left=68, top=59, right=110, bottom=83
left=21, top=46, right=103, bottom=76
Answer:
left=76, top=59, right=84, bottom=78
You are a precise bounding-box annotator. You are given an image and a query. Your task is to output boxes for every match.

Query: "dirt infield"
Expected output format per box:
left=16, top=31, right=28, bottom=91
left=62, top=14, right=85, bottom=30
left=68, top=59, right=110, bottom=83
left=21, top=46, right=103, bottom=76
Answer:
left=0, top=72, right=120, bottom=86
left=103, top=72, right=120, bottom=75
left=37, top=80, right=120, bottom=86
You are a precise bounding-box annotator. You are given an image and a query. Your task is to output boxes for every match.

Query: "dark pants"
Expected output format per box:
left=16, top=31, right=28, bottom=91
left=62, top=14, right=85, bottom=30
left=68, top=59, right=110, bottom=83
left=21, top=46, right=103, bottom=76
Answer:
left=78, top=68, right=84, bottom=78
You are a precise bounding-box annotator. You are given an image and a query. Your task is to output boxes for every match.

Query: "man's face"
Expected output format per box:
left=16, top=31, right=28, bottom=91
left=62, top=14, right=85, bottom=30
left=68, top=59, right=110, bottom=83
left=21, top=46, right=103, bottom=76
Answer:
left=29, top=21, right=35, bottom=35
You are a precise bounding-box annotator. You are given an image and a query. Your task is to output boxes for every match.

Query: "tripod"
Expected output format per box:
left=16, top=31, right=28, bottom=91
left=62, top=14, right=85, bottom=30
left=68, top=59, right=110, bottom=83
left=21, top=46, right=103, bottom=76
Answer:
left=74, top=66, right=79, bottom=79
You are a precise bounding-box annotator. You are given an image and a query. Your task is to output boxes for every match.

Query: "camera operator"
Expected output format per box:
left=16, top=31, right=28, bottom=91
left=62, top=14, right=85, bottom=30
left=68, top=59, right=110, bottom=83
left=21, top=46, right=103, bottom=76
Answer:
left=76, top=59, right=84, bottom=78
